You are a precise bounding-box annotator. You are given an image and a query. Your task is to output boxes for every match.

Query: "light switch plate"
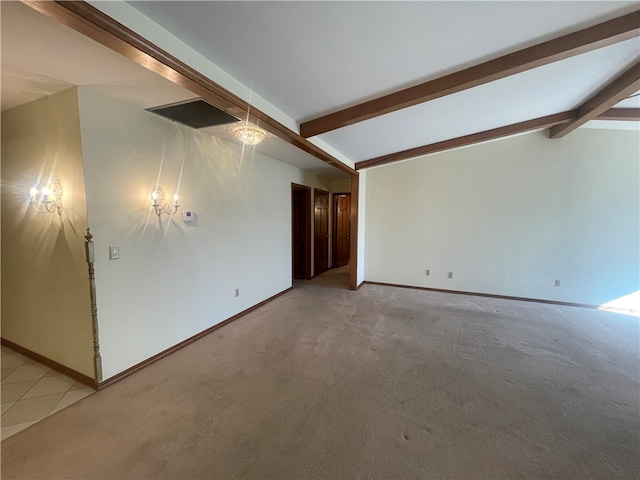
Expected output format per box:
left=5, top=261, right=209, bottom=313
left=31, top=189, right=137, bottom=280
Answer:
left=109, top=246, right=119, bottom=260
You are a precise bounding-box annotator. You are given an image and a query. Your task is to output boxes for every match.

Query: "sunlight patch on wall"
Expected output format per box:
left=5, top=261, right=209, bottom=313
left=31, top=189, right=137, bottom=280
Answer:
left=599, top=291, right=640, bottom=317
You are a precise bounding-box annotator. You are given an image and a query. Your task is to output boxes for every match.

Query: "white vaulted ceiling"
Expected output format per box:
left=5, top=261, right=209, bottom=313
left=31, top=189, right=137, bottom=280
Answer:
left=126, top=1, right=638, bottom=119
left=123, top=0, right=640, bottom=166
left=2, top=1, right=639, bottom=172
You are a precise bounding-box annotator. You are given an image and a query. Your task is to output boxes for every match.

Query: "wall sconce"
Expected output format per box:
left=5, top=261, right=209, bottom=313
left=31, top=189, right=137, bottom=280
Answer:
left=151, top=185, right=180, bottom=216
left=29, top=179, right=63, bottom=215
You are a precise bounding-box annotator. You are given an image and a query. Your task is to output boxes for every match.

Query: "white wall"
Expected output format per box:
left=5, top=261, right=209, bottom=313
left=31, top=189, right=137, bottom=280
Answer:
left=364, top=129, right=639, bottom=306
left=357, top=171, right=367, bottom=287
left=77, top=87, right=326, bottom=379
left=1, top=88, right=94, bottom=377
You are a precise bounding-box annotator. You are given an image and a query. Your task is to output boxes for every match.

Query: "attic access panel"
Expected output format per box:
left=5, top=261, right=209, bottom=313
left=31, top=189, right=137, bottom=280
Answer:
left=147, top=98, right=240, bottom=128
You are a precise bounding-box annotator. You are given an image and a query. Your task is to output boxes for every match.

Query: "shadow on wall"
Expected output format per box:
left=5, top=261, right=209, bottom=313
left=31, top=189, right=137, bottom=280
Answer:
left=117, top=118, right=258, bottom=247
left=188, top=121, right=260, bottom=205
left=52, top=221, right=89, bottom=301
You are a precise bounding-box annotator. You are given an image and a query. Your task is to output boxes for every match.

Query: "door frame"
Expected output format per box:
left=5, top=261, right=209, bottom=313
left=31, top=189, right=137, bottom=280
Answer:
left=291, top=183, right=311, bottom=280
left=313, top=188, right=330, bottom=277
left=332, top=192, right=351, bottom=269
left=349, top=175, right=359, bottom=290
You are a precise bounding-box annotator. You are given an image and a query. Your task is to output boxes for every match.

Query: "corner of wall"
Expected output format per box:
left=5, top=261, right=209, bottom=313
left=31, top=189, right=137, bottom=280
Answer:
left=1, top=87, right=94, bottom=377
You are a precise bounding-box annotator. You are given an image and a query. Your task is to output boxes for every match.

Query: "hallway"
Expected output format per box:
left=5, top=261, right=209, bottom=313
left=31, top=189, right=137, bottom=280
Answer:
left=295, top=264, right=350, bottom=290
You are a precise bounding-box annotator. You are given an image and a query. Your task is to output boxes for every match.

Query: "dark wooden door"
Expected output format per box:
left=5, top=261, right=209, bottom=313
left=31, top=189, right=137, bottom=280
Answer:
left=314, top=189, right=329, bottom=276
left=292, top=185, right=311, bottom=279
left=334, top=194, right=351, bottom=267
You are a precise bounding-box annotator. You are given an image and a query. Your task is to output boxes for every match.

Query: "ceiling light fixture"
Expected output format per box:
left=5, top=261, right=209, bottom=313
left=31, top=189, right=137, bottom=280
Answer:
left=234, top=126, right=266, bottom=146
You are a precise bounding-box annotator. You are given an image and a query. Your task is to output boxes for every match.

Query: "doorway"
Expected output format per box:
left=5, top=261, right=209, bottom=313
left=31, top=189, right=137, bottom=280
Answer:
left=291, top=184, right=311, bottom=279
left=314, top=189, right=330, bottom=276
left=333, top=193, right=351, bottom=268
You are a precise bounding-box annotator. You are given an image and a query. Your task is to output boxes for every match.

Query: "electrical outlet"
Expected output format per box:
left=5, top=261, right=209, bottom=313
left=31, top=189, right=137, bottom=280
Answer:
left=425, top=269, right=430, bottom=276
left=235, top=288, right=240, bottom=297
left=448, top=272, right=454, bottom=279
left=555, top=280, right=562, bottom=287
left=109, top=246, right=119, bottom=260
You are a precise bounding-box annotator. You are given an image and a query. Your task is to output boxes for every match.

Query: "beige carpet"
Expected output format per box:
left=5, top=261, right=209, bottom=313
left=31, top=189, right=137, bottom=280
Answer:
left=2, top=269, right=638, bottom=479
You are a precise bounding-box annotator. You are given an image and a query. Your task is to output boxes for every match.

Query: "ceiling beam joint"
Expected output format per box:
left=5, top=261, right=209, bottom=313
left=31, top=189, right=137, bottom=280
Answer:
left=550, top=61, right=640, bottom=138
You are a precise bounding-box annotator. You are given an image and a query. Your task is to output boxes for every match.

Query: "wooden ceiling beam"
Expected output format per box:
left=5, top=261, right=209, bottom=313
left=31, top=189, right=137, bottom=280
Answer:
left=596, top=107, right=640, bottom=121
left=301, top=10, right=640, bottom=138
left=21, top=0, right=356, bottom=176
left=354, top=104, right=638, bottom=170
left=355, top=111, right=576, bottom=170
left=550, top=61, right=640, bottom=138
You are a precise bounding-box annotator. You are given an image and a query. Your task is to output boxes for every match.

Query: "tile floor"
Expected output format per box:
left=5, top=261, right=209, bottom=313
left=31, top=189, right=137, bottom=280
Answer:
left=1, top=345, right=95, bottom=440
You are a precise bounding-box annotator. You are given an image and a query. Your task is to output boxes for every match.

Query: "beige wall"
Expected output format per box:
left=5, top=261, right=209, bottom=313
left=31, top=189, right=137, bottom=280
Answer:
left=1, top=88, right=94, bottom=377
left=330, top=178, right=351, bottom=193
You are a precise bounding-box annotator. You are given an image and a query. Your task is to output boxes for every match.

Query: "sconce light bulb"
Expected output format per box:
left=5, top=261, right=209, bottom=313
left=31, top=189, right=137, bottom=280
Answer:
left=28, top=179, right=63, bottom=215
left=150, top=185, right=180, bottom=216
